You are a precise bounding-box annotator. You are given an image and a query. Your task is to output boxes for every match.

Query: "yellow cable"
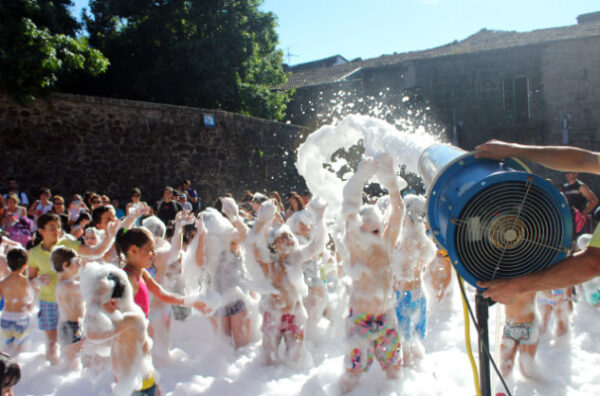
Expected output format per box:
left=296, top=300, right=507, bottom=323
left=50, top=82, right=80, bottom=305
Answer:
left=458, top=272, right=483, bottom=396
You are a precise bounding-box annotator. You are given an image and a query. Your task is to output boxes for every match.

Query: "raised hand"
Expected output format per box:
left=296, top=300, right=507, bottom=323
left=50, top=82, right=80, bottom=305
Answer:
left=221, top=197, right=239, bottom=222
left=257, top=199, right=277, bottom=220
left=195, top=213, right=207, bottom=235
left=307, top=197, right=328, bottom=219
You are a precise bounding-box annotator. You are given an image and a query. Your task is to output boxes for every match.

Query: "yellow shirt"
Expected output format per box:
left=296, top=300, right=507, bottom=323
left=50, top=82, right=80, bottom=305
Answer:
left=28, top=237, right=81, bottom=302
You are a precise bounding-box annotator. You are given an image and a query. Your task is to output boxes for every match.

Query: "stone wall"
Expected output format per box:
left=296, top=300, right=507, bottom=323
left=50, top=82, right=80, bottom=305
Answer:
left=0, top=93, right=310, bottom=207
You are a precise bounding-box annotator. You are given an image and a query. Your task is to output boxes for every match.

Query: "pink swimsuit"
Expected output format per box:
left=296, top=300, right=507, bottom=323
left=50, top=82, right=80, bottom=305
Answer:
left=125, top=268, right=150, bottom=317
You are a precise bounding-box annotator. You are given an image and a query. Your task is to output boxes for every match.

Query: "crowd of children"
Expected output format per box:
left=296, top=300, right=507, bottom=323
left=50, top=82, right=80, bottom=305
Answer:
left=0, top=170, right=598, bottom=395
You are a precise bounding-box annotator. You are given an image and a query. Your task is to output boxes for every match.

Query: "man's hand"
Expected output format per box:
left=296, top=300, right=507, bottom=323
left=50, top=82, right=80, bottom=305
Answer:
left=474, top=139, right=520, bottom=160
left=477, top=278, right=524, bottom=305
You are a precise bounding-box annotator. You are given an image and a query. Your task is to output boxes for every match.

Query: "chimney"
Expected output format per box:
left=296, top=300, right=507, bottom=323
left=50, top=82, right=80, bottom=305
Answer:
left=577, top=11, right=600, bottom=24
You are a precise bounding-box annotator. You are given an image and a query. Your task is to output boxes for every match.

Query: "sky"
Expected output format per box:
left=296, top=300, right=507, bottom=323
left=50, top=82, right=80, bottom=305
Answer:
left=70, top=0, right=600, bottom=66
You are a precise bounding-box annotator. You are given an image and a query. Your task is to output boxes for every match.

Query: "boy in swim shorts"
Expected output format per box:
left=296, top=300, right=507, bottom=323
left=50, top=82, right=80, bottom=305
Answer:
left=52, top=246, right=84, bottom=370
left=0, top=248, right=34, bottom=355
left=500, top=291, right=540, bottom=380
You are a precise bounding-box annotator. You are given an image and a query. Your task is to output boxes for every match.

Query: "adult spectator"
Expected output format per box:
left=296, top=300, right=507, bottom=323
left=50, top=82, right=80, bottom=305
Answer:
left=1, top=193, right=32, bottom=247
left=561, top=172, right=598, bottom=215
left=89, top=194, right=103, bottom=211
left=156, top=186, right=182, bottom=225
left=562, top=172, right=598, bottom=236
left=111, top=198, right=125, bottom=219
left=50, top=195, right=70, bottom=233
left=182, top=179, right=199, bottom=210
left=3, top=179, right=29, bottom=207
left=67, top=194, right=88, bottom=225
left=301, top=190, right=313, bottom=205
left=28, top=188, right=53, bottom=226
left=177, top=192, right=193, bottom=212
left=474, top=140, right=600, bottom=304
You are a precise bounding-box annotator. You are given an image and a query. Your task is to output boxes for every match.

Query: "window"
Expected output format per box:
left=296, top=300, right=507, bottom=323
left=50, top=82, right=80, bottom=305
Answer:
left=503, top=77, right=530, bottom=123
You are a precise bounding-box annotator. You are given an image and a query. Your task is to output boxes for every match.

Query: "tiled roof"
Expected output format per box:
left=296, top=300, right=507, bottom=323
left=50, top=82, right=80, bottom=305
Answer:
left=282, top=20, right=600, bottom=90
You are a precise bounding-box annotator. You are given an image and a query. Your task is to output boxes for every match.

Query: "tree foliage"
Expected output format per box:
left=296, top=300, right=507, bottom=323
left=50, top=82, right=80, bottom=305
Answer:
left=64, top=0, right=290, bottom=120
left=0, top=0, right=109, bottom=103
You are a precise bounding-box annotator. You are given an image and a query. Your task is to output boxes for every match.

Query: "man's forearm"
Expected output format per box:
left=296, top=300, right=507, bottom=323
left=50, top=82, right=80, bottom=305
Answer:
left=518, top=249, right=600, bottom=292
left=509, top=145, right=599, bottom=174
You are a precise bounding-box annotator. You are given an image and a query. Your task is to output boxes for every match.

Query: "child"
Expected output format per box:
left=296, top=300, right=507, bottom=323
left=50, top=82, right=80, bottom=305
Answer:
left=51, top=246, right=84, bottom=370
left=0, top=351, right=21, bottom=396
left=115, top=227, right=212, bottom=319
left=499, top=291, right=539, bottom=381
left=249, top=198, right=326, bottom=366
left=81, top=262, right=156, bottom=396
left=28, top=213, right=120, bottom=364
left=339, top=155, right=404, bottom=393
left=393, top=194, right=437, bottom=367
left=198, top=198, right=252, bottom=349
left=0, top=249, right=34, bottom=355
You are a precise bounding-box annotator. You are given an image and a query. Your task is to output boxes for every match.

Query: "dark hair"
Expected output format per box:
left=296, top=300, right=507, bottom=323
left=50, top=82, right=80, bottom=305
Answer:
left=165, top=224, right=175, bottom=240
left=302, top=190, right=312, bottom=198
left=288, top=192, right=305, bottom=212
left=50, top=246, right=77, bottom=273
left=213, top=198, right=228, bottom=218
left=92, top=205, right=112, bottom=226
left=74, top=212, right=91, bottom=226
left=0, top=351, right=21, bottom=391
left=108, top=273, right=125, bottom=299
left=115, top=228, right=152, bottom=260
left=37, top=213, right=61, bottom=230
left=6, top=249, right=27, bottom=272
left=131, top=187, right=141, bottom=197
left=240, top=190, right=253, bottom=203
left=39, top=187, right=51, bottom=197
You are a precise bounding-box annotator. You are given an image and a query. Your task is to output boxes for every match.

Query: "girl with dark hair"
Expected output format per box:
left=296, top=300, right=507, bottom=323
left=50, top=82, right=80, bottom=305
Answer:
left=285, top=191, right=305, bottom=220
left=0, top=351, right=20, bottom=396
left=115, top=227, right=210, bottom=318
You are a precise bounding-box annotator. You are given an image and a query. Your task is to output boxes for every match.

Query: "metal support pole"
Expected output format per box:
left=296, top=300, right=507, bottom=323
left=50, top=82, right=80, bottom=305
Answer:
left=476, top=291, right=491, bottom=396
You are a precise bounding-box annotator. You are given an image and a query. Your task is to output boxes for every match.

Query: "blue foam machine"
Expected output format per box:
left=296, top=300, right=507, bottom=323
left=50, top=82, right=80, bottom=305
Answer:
left=419, top=144, right=573, bottom=288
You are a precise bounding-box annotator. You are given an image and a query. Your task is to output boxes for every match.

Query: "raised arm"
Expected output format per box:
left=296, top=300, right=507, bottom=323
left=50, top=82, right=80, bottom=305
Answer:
left=474, top=139, right=600, bottom=174
left=78, top=219, right=120, bottom=258
left=168, top=211, right=195, bottom=263
left=221, top=197, right=248, bottom=244
left=194, top=213, right=207, bottom=268
left=253, top=200, right=277, bottom=235
left=121, top=203, right=150, bottom=230
left=298, top=198, right=328, bottom=262
left=342, top=157, right=378, bottom=222
left=376, top=154, right=405, bottom=247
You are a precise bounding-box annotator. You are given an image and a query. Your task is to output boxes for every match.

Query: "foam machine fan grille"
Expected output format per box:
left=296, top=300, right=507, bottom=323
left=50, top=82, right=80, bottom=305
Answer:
left=454, top=180, right=565, bottom=280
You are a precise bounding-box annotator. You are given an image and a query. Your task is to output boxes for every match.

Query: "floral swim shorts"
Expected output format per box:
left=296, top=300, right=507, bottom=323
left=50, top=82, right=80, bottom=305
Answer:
left=345, top=311, right=402, bottom=372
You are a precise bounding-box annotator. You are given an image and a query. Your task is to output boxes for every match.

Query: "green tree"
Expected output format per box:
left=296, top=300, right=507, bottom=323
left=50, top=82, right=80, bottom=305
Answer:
left=68, top=0, right=290, bottom=120
left=0, top=0, right=109, bottom=103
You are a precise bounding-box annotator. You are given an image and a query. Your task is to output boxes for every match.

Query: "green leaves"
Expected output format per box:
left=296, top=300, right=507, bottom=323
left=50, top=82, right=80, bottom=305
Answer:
left=71, top=0, right=290, bottom=120
left=0, top=0, right=108, bottom=103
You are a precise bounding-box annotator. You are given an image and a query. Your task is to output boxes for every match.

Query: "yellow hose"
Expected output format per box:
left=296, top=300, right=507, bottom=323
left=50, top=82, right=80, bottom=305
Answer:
left=458, top=273, right=483, bottom=396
